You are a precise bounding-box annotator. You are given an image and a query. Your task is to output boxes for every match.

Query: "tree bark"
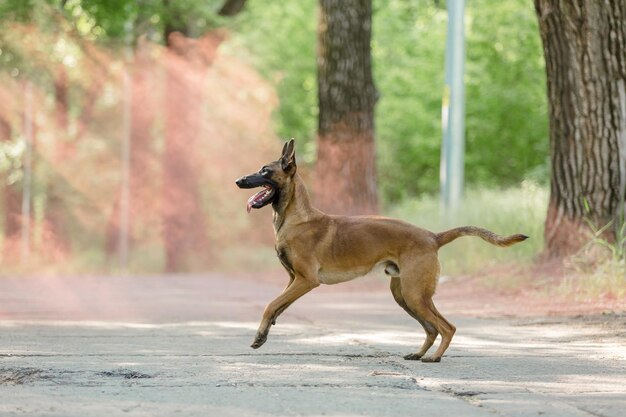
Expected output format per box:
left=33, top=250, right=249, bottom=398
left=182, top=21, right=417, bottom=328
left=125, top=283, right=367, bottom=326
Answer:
left=314, top=0, right=379, bottom=215
left=534, top=0, right=626, bottom=257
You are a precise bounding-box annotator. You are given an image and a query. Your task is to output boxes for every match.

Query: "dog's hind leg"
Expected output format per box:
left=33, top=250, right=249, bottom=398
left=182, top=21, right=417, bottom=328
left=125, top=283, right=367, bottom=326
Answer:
left=390, top=277, right=438, bottom=360
left=251, top=277, right=318, bottom=349
left=421, top=298, right=456, bottom=362
left=399, top=254, right=456, bottom=363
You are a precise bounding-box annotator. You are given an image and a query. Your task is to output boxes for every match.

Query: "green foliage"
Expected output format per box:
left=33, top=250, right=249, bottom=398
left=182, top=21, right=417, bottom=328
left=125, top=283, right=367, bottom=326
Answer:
left=230, top=0, right=549, bottom=201
left=373, top=0, right=447, bottom=201
left=70, top=0, right=136, bottom=40
left=464, top=0, right=548, bottom=188
left=225, top=1, right=318, bottom=163
left=0, top=0, right=63, bottom=22
left=70, top=0, right=227, bottom=42
left=0, top=0, right=226, bottom=45
left=0, top=1, right=64, bottom=80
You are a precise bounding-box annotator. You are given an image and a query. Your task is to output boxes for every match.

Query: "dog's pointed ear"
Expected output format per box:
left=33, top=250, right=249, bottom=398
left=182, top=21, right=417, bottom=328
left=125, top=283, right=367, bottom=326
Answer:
left=280, top=139, right=296, bottom=172
left=280, top=141, right=289, bottom=159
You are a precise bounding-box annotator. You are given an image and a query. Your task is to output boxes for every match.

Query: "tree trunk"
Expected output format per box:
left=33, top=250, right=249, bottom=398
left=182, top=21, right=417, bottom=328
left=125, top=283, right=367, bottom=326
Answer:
left=1, top=117, right=21, bottom=258
left=44, top=65, right=71, bottom=255
left=218, top=0, right=247, bottom=16
left=54, top=67, right=69, bottom=132
left=534, top=0, right=626, bottom=258
left=161, top=32, right=219, bottom=272
left=314, top=0, right=379, bottom=215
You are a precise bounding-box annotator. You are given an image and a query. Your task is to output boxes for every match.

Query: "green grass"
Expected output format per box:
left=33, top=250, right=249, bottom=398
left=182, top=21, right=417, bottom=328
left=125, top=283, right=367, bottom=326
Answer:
left=386, top=181, right=547, bottom=276
left=560, top=214, right=626, bottom=298
left=560, top=259, right=626, bottom=299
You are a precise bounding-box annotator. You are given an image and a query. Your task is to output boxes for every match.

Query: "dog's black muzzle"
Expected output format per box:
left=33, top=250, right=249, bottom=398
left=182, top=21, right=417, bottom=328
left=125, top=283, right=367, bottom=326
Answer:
left=236, top=172, right=279, bottom=212
left=235, top=173, right=267, bottom=189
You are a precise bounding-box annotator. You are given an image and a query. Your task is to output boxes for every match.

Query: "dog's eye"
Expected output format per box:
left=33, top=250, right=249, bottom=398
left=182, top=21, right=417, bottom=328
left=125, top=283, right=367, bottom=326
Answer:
left=261, top=168, right=271, bottom=176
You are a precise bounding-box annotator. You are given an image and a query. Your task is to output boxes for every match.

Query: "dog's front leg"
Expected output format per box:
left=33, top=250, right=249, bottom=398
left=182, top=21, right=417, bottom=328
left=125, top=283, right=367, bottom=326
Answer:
left=251, top=277, right=318, bottom=349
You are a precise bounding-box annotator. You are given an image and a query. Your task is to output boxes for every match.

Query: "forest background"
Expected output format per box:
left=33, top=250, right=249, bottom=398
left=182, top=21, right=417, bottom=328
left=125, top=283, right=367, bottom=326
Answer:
left=0, top=0, right=621, bottom=300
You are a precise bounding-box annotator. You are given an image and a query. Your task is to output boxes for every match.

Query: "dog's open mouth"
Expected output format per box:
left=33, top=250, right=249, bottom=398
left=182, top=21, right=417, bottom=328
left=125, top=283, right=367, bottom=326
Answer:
left=247, top=185, right=276, bottom=213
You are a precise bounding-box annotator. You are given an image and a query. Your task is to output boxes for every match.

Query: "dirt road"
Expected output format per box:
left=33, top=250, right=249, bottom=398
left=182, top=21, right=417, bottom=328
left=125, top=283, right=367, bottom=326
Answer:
left=0, top=274, right=624, bottom=416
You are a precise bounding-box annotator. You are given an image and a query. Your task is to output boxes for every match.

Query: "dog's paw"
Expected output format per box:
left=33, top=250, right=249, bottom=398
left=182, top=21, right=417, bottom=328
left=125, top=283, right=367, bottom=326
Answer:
left=250, top=333, right=268, bottom=349
left=421, top=356, right=441, bottom=363
left=403, top=353, right=423, bottom=361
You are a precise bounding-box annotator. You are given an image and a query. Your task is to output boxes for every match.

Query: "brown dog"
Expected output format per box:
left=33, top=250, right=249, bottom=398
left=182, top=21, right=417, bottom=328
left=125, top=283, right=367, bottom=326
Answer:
left=236, top=140, right=527, bottom=362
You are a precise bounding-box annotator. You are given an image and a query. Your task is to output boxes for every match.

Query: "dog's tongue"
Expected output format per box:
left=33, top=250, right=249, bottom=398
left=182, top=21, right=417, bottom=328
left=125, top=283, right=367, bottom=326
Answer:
left=246, top=190, right=267, bottom=213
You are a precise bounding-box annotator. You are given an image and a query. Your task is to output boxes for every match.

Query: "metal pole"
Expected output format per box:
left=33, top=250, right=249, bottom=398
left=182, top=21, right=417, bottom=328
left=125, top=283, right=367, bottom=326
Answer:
left=440, top=0, right=466, bottom=220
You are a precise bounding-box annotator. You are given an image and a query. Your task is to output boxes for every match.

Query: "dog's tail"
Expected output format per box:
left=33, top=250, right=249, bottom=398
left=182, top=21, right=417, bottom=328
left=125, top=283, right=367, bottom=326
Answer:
left=436, top=226, right=528, bottom=249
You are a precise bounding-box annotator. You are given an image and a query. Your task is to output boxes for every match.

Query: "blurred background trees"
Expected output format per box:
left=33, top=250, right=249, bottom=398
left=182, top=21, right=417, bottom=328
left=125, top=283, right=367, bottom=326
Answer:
left=0, top=0, right=623, bottom=280
left=231, top=0, right=549, bottom=203
left=0, top=0, right=279, bottom=273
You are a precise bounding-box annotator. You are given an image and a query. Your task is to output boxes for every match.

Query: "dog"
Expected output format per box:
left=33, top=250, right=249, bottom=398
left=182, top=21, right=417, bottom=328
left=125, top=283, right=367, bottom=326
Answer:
left=236, top=139, right=527, bottom=362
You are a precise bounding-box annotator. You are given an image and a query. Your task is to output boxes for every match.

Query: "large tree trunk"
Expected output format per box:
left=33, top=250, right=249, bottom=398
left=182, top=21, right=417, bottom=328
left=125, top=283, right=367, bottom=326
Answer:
left=534, top=0, right=626, bottom=258
left=314, top=0, right=379, bottom=215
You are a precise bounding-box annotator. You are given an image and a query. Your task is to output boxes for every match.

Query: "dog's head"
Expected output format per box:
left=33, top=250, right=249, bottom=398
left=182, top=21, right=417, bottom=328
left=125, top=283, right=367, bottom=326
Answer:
left=235, top=139, right=297, bottom=213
